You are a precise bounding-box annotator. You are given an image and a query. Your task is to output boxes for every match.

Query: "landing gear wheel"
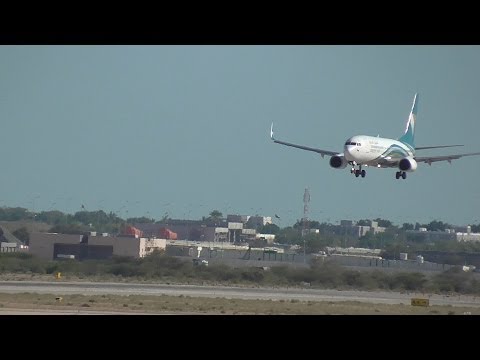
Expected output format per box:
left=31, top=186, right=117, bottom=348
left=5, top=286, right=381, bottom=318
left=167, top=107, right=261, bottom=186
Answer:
left=361, top=170, right=366, bottom=178
left=402, top=172, right=407, bottom=179
left=395, top=172, right=400, bottom=179
left=355, top=171, right=360, bottom=177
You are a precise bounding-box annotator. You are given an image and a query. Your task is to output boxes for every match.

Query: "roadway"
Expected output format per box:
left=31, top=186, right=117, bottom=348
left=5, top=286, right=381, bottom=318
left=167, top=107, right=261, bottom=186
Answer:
left=1, top=281, right=479, bottom=307
left=0, top=308, right=151, bottom=315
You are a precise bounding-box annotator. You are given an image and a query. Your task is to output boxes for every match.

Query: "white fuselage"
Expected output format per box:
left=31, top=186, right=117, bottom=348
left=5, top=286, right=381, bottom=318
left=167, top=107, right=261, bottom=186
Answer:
left=343, top=135, right=414, bottom=167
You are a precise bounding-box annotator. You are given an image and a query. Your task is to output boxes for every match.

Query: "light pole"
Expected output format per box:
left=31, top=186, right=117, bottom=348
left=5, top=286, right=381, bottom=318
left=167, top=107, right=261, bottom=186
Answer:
left=32, top=195, right=40, bottom=221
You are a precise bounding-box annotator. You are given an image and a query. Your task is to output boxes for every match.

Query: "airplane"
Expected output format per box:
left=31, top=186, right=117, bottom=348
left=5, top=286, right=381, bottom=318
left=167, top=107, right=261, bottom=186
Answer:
left=270, top=93, right=480, bottom=180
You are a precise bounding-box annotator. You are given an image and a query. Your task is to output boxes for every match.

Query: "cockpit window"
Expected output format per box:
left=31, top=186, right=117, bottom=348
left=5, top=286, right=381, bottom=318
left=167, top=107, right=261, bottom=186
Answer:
left=357, top=143, right=361, bottom=146
left=345, top=141, right=357, bottom=146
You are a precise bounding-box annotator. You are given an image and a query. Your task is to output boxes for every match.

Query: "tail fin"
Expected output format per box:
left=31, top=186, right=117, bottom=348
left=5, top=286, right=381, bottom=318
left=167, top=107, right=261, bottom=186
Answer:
left=398, top=93, right=418, bottom=148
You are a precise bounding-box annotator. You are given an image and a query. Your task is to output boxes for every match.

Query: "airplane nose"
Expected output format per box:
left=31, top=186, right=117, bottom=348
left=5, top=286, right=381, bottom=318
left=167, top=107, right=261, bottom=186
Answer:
left=344, top=146, right=353, bottom=160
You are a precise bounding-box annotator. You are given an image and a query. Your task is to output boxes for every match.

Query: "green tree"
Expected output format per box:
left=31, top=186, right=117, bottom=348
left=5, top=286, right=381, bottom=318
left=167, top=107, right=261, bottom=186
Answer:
left=12, top=227, right=30, bottom=245
left=426, top=220, right=451, bottom=232
left=292, top=220, right=303, bottom=230
left=471, top=224, right=480, bottom=233
left=304, top=234, right=339, bottom=253
left=402, top=223, right=414, bottom=231
left=127, top=217, right=155, bottom=224
left=158, top=212, right=170, bottom=223
left=107, top=211, right=123, bottom=223
left=275, top=226, right=302, bottom=245
left=373, top=218, right=393, bottom=228
left=36, top=210, right=68, bottom=225
left=49, top=223, right=90, bottom=235
left=208, top=210, right=223, bottom=221
left=258, top=223, right=280, bottom=235
left=292, top=219, right=321, bottom=230
left=358, top=231, right=381, bottom=249
left=415, top=222, right=427, bottom=230
left=0, top=207, right=31, bottom=221
left=73, top=211, right=96, bottom=226
left=316, top=222, right=340, bottom=235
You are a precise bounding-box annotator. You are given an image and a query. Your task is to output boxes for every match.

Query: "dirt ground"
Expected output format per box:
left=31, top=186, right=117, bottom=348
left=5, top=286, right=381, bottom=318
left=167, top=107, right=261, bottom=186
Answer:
left=0, top=292, right=476, bottom=315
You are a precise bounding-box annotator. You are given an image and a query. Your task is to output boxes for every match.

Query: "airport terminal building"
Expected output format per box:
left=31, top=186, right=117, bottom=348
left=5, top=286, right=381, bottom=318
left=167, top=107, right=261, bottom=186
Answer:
left=29, top=232, right=167, bottom=260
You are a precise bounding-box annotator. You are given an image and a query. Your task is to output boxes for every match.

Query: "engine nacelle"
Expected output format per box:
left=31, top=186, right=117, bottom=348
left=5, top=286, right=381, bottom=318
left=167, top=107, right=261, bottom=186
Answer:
left=399, top=157, right=418, bottom=172
left=330, top=154, right=348, bottom=169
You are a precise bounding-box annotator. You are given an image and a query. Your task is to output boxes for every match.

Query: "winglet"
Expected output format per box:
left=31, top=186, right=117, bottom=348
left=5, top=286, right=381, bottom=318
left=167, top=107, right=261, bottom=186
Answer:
left=270, top=123, right=275, bottom=140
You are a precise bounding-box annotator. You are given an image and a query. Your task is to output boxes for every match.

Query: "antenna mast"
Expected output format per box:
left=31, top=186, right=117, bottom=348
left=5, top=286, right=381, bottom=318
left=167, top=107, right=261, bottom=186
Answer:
left=302, top=188, right=310, bottom=237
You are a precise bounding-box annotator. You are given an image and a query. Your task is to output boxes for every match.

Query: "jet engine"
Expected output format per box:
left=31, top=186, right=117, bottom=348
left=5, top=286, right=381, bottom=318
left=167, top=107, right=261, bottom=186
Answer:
left=398, top=157, right=418, bottom=172
left=329, top=154, right=348, bottom=169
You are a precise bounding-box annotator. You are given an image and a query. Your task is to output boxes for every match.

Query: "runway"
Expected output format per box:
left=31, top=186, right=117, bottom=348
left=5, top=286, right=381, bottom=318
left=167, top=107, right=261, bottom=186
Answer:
left=0, top=308, right=150, bottom=315
left=1, top=280, right=479, bottom=307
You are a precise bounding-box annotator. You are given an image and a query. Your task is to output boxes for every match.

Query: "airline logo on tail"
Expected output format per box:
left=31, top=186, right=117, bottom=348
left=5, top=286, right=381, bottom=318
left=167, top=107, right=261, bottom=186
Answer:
left=399, top=93, right=418, bottom=149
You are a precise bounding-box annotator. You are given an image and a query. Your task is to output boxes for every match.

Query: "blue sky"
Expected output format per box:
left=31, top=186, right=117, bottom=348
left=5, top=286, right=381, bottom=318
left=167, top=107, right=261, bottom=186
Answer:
left=1, top=45, right=480, bottom=227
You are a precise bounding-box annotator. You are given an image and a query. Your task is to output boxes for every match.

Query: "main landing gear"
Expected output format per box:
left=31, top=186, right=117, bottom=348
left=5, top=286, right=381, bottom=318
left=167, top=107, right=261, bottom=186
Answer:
left=395, top=171, right=407, bottom=180
left=350, top=164, right=366, bottom=178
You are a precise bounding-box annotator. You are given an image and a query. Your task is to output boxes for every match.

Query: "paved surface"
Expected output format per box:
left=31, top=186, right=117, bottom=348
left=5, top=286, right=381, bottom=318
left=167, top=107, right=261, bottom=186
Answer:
left=0, top=308, right=153, bottom=315
left=1, top=280, right=479, bottom=307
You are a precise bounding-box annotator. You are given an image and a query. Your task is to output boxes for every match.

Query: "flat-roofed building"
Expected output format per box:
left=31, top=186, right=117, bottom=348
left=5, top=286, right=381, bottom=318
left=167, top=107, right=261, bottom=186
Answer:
left=29, top=232, right=166, bottom=260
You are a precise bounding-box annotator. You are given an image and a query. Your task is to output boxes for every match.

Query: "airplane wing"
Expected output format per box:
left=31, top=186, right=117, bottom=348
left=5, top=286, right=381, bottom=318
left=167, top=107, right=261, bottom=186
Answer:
left=415, top=144, right=464, bottom=150
left=415, top=152, right=480, bottom=165
left=270, top=123, right=338, bottom=158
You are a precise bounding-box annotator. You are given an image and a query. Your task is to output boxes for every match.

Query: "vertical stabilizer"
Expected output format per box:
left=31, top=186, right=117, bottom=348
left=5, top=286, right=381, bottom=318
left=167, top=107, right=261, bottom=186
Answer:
left=399, top=93, right=418, bottom=149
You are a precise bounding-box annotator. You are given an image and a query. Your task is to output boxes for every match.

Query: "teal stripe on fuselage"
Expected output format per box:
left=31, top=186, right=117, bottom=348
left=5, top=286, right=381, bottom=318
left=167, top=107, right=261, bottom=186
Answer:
left=373, top=143, right=412, bottom=162
left=400, top=142, right=415, bottom=153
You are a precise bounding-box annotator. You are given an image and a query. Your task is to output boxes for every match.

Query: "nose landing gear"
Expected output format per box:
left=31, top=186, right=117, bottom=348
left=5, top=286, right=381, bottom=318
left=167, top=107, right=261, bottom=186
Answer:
left=395, top=171, right=407, bottom=180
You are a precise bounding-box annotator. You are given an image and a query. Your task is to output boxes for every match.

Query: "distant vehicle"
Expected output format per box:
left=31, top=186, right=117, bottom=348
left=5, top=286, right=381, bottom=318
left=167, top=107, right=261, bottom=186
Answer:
left=271, top=93, right=480, bottom=180
left=192, top=258, right=209, bottom=266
